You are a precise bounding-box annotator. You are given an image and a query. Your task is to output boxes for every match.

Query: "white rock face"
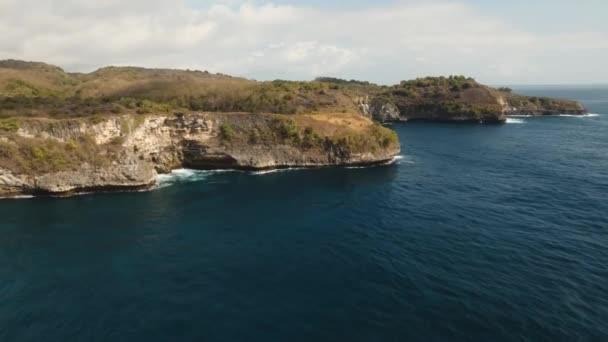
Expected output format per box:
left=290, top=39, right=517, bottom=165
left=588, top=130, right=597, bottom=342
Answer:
left=89, top=118, right=122, bottom=144
left=359, top=97, right=402, bottom=122
left=0, top=112, right=400, bottom=197
left=355, top=96, right=371, bottom=116
left=0, top=168, right=28, bottom=195
left=33, top=163, right=157, bottom=194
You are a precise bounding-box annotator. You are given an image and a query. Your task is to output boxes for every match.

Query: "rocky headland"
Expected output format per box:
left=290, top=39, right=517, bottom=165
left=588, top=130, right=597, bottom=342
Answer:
left=352, top=77, right=587, bottom=123
left=0, top=60, right=586, bottom=197
left=0, top=112, right=399, bottom=196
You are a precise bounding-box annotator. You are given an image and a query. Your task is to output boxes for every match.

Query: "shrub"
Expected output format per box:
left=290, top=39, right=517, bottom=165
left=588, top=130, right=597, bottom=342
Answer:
left=219, top=123, right=233, bottom=141
left=67, top=140, right=78, bottom=149
left=270, top=117, right=298, bottom=141
left=109, top=136, right=125, bottom=146
left=0, top=118, right=19, bottom=131
left=301, top=126, right=321, bottom=149
left=248, top=129, right=260, bottom=144
left=32, top=147, right=45, bottom=159
left=0, top=134, right=113, bottom=175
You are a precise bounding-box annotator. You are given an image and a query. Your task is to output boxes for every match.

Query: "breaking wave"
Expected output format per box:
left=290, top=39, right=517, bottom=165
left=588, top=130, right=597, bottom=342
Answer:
left=559, top=113, right=601, bottom=117
left=155, top=169, right=236, bottom=189
left=506, top=118, right=525, bottom=124
left=251, top=168, right=305, bottom=176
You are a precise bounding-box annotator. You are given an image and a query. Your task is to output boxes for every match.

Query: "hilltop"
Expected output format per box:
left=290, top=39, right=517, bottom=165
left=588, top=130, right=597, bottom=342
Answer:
left=0, top=61, right=403, bottom=197
left=0, top=60, right=586, bottom=123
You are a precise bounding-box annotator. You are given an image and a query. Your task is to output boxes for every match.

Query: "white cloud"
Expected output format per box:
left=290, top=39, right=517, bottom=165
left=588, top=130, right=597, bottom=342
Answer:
left=0, top=0, right=606, bottom=84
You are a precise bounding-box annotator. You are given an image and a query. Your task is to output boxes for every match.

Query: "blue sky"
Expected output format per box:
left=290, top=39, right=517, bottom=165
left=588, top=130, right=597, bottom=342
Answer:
left=2, top=0, right=607, bottom=84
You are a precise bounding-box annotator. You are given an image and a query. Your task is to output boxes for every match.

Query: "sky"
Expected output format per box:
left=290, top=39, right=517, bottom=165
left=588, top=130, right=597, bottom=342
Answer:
left=1, top=0, right=607, bottom=85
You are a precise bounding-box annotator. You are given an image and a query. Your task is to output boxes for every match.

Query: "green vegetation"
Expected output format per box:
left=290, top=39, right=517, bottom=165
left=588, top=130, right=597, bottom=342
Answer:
left=0, top=62, right=380, bottom=119
left=0, top=60, right=584, bottom=122
left=219, top=123, right=234, bottom=141
left=398, top=75, right=476, bottom=90
left=507, top=94, right=583, bottom=113
left=372, top=76, right=507, bottom=119
left=270, top=117, right=299, bottom=141
left=301, top=126, right=322, bottom=149
left=0, top=118, right=19, bottom=131
left=109, top=136, right=126, bottom=146
left=206, top=113, right=397, bottom=156
left=314, top=77, right=375, bottom=87
left=0, top=134, right=115, bottom=175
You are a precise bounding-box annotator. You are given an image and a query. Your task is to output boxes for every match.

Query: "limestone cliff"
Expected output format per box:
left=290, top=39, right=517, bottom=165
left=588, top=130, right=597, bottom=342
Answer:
left=0, top=112, right=400, bottom=197
left=354, top=78, right=587, bottom=123
left=505, top=94, right=586, bottom=116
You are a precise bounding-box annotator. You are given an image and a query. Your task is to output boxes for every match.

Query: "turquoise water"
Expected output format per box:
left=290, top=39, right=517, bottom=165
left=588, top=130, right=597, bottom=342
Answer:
left=1, top=87, right=607, bottom=341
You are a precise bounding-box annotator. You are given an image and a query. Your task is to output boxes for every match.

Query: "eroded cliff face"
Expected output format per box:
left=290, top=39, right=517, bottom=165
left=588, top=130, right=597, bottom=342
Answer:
left=359, top=87, right=509, bottom=123
left=0, top=112, right=400, bottom=197
left=358, top=84, right=587, bottom=123
left=505, top=95, right=587, bottom=116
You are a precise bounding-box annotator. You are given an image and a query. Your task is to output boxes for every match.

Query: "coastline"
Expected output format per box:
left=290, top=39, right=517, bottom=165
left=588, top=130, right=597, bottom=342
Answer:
left=0, top=154, right=405, bottom=200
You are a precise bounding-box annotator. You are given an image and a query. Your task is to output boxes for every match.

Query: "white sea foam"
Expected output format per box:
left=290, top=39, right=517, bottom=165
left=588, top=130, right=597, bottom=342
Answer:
left=345, top=155, right=411, bottom=169
left=155, top=169, right=235, bottom=189
left=397, top=155, right=416, bottom=164
left=508, top=113, right=601, bottom=119
left=558, top=113, right=600, bottom=117
left=384, top=155, right=408, bottom=165
left=251, top=167, right=305, bottom=176
left=506, top=118, right=525, bottom=124
left=0, top=195, right=35, bottom=200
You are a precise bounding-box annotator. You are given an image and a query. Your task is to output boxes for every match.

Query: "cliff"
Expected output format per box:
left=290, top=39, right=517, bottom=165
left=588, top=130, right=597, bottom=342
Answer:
left=354, top=77, right=588, bottom=123
left=0, top=60, right=588, bottom=196
left=505, top=94, right=586, bottom=116
left=0, top=112, right=399, bottom=196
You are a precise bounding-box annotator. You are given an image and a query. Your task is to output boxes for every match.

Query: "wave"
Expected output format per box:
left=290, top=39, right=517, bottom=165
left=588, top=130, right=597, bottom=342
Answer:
left=0, top=195, right=35, bottom=200
left=4, top=156, right=416, bottom=197
left=251, top=168, right=305, bottom=176
left=508, top=113, right=601, bottom=119
left=345, top=155, right=412, bottom=169
left=385, top=155, right=409, bottom=165
left=156, top=169, right=237, bottom=189
left=559, top=113, right=601, bottom=117
left=506, top=118, right=525, bottom=124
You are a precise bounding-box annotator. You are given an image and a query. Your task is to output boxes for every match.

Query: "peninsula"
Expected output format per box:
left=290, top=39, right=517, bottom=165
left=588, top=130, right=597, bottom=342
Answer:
left=0, top=60, right=586, bottom=196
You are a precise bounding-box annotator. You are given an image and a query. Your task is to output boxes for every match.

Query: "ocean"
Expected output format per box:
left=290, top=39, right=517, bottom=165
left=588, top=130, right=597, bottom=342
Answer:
left=1, top=86, right=607, bottom=341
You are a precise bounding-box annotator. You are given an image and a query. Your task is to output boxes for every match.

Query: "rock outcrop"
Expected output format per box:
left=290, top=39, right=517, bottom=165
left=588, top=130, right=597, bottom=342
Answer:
left=0, top=163, right=156, bottom=196
left=505, top=95, right=587, bottom=116
left=0, top=112, right=400, bottom=197
left=367, top=97, right=402, bottom=122
left=354, top=78, right=587, bottom=123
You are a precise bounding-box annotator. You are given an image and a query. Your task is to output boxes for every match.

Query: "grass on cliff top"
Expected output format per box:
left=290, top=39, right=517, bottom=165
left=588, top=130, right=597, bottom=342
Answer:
left=1, top=60, right=582, bottom=120
left=508, top=94, right=582, bottom=111
left=1, top=60, right=367, bottom=118
left=0, top=134, right=122, bottom=175
left=216, top=112, right=398, bottom=154
left=287, top=113, right=398, bottom=152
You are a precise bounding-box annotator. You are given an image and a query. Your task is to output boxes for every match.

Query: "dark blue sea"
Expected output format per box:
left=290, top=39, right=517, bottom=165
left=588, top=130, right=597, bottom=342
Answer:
left=1, top=87, right=607, bottom=342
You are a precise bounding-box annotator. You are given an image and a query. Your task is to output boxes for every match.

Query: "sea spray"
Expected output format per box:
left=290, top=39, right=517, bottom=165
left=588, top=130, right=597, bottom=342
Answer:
left=156, top=169, right=238, bottom=189
left=506, top=118, right=525, bottom=124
